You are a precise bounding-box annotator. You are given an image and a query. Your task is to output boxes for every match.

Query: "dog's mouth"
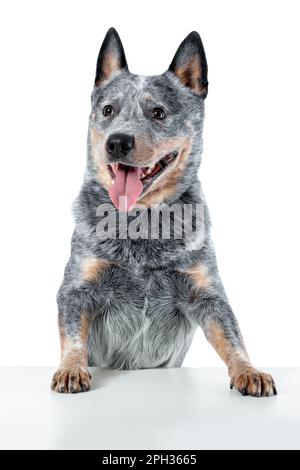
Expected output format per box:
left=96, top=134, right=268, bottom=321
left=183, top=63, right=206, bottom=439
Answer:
left=107, top=151, right=178, bottom=211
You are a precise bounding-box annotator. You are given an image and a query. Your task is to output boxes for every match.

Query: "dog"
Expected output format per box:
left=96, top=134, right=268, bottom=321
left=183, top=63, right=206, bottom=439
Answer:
left=51, top=28, right=277, bottom=397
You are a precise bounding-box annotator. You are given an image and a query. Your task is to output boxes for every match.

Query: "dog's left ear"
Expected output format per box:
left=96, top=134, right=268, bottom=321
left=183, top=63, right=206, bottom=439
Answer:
left=168, top=31, right=208, bottom=98
left=94, top=27, right=128, bottom=86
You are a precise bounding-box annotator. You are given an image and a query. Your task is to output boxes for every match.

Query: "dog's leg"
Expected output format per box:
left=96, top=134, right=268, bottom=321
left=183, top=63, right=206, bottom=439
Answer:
left=51, top=310, right=91, bottom=393
left=182, top=263, right=277, bottom=397
left=203, top=313, right=277, bottom=397
left=51, top=256, right=113, bottom=393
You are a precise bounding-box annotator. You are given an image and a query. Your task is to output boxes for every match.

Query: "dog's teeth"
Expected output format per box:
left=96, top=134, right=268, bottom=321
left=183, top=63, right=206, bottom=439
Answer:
left=140, top=168, right=153, bottom=179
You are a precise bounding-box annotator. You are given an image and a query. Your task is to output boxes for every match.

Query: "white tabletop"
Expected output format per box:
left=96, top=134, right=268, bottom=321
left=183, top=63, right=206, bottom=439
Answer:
left=0, top=367, right=299, bottom=450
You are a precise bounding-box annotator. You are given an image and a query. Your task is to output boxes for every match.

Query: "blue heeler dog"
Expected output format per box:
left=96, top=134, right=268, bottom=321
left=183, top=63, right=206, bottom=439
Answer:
left=51, top=28, right=277, bottom=397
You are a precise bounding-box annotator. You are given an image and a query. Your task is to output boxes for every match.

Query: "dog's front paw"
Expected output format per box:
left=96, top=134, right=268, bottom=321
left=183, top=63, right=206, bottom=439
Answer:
left=230, top=367, right=277, bottom=397
left=51, top=366, right=91, bottom=393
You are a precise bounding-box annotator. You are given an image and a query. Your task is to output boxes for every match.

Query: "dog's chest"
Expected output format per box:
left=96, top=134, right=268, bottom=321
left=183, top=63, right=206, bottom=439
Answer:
left=98, top=263, right=178, bottom=322
left=88, top=264, right=195, bottom=369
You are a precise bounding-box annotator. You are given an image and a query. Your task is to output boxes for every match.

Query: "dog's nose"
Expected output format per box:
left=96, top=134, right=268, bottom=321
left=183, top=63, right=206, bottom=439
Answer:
left=106, top=133, right=135, bottom=159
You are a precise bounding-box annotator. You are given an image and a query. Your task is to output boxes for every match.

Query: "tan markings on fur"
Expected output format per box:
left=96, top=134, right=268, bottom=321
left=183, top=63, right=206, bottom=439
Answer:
left=205, top=321, right=259, bottom=388
left=176, top=55, right=207, bottom=96
left=134, top=136, right=189, bottom=167
left=133, top=136, right=157, bottom=166
left=95, top=52, right=120, bottom=86
left=97, top=160, right=114, bottom=189
left=90, top=127, right=105, bottom=147
left=82, top=257, right=113, bottom=283
left=58, top=316, right=65, bottom=353
left=59, top=312, right=90, bottom=366
left=90, top=128, right=113, bottom=189
left=139, top=138, right=192, bottom=206
left=186, top=262, right=210, bottom=289
left=206, top=321, right=247, bottom=365
left=52, top=313, right=92, bottom=392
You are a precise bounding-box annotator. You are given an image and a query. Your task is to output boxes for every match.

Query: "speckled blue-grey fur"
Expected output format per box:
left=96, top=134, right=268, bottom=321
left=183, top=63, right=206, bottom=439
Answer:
left=56, top=28, right=246, bottom=371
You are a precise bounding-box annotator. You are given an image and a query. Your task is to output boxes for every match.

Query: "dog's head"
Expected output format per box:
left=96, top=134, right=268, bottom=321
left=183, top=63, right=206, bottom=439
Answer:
left=89, top=28, right=208, bottom=211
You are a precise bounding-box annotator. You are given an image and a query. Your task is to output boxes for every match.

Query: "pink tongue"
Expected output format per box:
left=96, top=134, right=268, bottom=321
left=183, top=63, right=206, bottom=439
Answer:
left=108, top=164, right=144, bottom=212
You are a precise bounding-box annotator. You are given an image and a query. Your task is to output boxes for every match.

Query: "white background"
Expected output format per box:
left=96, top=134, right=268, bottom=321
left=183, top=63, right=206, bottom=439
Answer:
left=0, top=0, right=299, bottom=368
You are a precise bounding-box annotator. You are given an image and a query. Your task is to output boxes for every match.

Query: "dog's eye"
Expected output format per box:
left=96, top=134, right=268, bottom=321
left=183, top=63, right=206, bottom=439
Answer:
left=152, top=107, right=166, bottom=120
left=103, top=105, right=114, bottom=117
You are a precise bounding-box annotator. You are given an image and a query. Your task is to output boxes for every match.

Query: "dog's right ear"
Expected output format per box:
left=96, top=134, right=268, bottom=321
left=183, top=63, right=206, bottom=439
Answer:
left=94, top=28, right=128, bottom=87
